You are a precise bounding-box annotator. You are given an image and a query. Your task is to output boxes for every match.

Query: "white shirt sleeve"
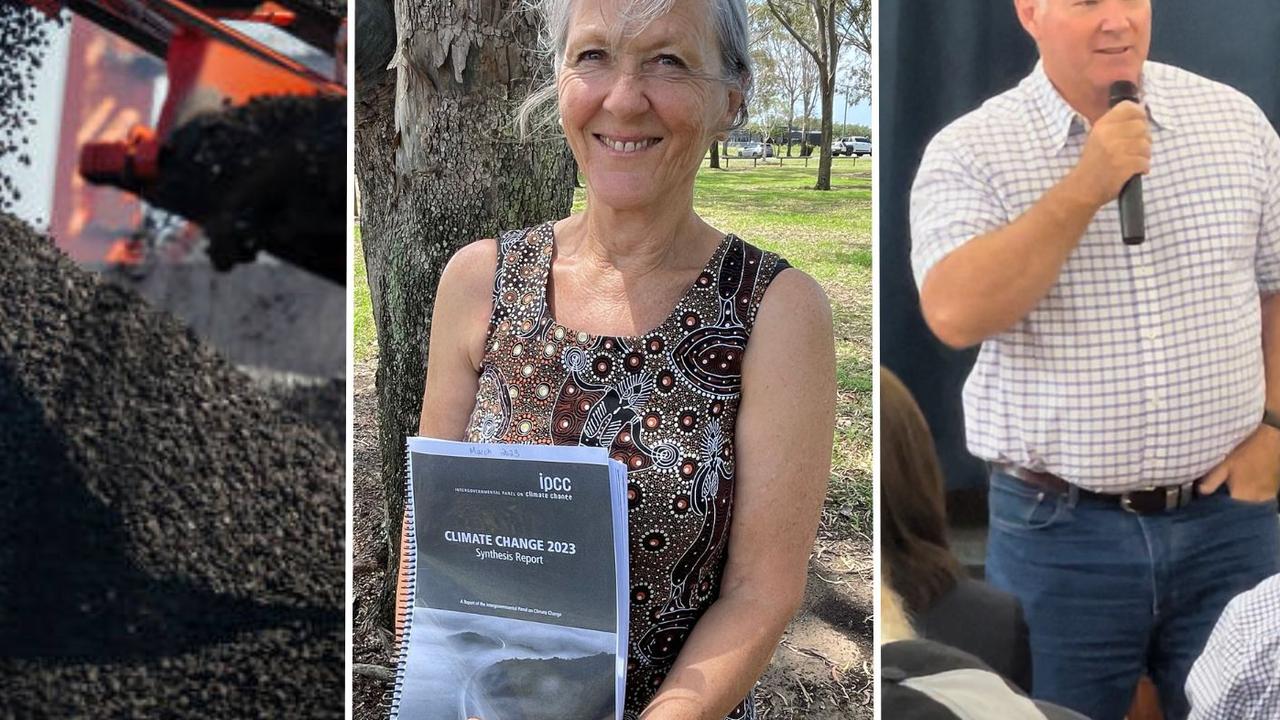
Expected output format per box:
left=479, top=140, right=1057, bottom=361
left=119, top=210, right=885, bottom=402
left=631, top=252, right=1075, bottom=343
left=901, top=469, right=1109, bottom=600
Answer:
left=1253, top=105, right=1280, bottom=294
left=909, top=129, right=1010, bottom=290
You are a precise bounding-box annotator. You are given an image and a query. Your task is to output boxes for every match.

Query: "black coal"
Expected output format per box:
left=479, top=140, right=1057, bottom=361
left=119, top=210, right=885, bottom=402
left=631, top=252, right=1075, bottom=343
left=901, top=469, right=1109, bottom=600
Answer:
left=0, top=212, right=344, bottom=718
left=145, top=94, right=346, bottom=283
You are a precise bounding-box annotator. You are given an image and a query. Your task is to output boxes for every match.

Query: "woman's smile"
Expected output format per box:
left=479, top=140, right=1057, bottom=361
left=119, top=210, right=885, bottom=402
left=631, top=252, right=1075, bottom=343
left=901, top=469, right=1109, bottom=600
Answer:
left=594, top=134, right=664, bottom=154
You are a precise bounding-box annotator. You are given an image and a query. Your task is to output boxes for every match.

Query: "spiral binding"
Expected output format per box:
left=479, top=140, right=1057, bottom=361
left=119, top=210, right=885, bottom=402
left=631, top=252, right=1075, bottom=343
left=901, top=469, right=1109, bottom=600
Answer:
left=385, top=446, right=417, bottom=720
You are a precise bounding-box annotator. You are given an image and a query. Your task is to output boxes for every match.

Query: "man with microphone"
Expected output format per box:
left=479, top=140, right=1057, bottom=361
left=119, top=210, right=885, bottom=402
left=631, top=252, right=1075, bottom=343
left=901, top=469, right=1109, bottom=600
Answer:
left=909, top=0, right=1280, bottom=718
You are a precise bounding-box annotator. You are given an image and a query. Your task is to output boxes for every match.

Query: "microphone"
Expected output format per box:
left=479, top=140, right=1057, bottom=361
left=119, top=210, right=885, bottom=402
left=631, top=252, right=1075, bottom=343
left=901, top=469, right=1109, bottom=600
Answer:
left=1109, top=80, right=1145, bottom=245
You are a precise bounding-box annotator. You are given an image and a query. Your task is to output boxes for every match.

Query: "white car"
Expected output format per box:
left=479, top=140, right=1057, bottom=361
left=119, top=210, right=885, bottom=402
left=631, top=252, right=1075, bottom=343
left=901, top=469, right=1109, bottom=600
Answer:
left=842, top=136, right=872, bottom=157
left=738, top=142, right=773, bottom=159
left=830, top=140, right=847, bottom=156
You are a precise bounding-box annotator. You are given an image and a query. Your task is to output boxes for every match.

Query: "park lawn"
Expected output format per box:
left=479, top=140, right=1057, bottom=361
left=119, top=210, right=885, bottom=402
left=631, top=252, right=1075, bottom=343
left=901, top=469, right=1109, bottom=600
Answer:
left=353, top=226, right=377, bottom=363
left=355, top=157, right=872, bottom=534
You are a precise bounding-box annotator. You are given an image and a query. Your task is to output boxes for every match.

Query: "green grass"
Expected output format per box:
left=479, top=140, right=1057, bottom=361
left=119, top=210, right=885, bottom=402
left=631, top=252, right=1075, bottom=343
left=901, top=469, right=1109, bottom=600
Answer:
left=355, top=156, right=872, bottom=535
left=353, top=226, right=377, bottom=363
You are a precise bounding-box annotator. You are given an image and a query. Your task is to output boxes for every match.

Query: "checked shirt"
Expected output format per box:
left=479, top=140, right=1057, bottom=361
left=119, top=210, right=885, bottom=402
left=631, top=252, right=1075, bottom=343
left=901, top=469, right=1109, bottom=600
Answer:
left=910, top=61, right=1280, bottom=491
left=1186, top=574, right=1280, bottom=720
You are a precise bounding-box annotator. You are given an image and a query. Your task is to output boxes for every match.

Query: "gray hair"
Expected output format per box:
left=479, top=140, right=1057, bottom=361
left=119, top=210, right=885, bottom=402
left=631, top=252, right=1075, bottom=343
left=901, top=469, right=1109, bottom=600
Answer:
left=517, top=0, right=754, bottom=138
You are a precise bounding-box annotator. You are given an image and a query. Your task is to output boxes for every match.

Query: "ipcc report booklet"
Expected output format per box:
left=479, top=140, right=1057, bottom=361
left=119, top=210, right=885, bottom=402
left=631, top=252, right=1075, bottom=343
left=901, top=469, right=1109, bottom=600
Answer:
left=391, top=438, right=630, bottom=720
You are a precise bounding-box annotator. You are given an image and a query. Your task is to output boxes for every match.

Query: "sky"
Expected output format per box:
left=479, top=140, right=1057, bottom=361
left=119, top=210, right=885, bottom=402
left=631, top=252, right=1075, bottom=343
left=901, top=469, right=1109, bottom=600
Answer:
left=834, top=89, right=872, bottom=128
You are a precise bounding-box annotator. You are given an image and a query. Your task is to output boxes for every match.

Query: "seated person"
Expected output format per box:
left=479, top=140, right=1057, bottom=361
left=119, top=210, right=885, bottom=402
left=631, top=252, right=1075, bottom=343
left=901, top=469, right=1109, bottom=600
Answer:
left=1186, top=573, right=1280, bottom=719
left=881, top=367, right=1031, bottom=691
left=881, top=576, right=1089, bottom=720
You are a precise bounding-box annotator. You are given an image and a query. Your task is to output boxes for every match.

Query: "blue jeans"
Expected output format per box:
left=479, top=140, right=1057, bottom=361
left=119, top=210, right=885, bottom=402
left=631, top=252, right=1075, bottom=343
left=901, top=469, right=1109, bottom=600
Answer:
left=985, top=471, right=1280, bottom=720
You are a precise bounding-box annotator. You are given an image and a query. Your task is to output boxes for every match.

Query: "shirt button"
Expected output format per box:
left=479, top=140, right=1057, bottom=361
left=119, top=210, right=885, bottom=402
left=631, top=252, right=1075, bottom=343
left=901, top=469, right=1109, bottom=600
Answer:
left=1142, top=329, right=1160, bottom=341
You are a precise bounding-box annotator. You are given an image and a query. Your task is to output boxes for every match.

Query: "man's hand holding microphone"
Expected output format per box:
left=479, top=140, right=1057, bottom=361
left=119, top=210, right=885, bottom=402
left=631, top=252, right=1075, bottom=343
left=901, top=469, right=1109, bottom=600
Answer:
left=1060, top=81, right=1151, bottom=240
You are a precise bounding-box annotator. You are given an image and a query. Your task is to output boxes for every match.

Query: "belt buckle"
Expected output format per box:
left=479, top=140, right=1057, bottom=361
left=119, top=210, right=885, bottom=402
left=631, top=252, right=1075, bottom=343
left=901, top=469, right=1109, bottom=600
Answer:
left=1120, top=486, right=1184, bottom=514
left=1119, top=492, right=1144, bottom=514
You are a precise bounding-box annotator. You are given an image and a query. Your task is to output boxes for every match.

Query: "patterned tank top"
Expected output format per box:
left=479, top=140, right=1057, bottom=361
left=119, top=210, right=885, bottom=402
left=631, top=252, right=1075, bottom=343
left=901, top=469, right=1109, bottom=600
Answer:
left=464, top=222, right=790, bottom=719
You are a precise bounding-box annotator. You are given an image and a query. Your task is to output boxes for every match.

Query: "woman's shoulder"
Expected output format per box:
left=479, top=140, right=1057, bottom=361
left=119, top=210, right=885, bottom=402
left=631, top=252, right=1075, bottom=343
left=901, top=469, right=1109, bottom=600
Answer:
left=953, top=577, right=1020, bottom=610
left=737, top=252, right=834, bottom=387
left=752, top=260, right=831, bottom=337
left=709, top=230, right=828, bottom=323
left=930, top=577, right=1021, bottom=617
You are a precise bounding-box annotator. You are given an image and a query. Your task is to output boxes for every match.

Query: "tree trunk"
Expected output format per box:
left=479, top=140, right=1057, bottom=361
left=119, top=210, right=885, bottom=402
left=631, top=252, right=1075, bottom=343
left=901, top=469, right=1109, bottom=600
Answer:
left=811, top=0, right=838, bottom=191
left=354, top=0, right=575, bottom=625
left=786, top=110, right=794, bottom=156
left=709, top=138, right=719, bottom=169
left=816, top=75, right=834, bottom=190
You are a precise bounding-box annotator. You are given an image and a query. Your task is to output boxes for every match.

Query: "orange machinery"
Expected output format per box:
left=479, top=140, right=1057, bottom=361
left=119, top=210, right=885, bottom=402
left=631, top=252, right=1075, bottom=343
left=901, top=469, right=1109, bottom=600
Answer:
left=24, top=0, right=346, bottom=282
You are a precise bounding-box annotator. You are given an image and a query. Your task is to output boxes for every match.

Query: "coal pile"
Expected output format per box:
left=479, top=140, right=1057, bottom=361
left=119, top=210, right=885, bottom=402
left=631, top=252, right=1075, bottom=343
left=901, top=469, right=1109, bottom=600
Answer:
left=144, top=94, right=346, bottom=284
left=0, top=0, right=56, bottom=213
left=0, top=213, right=343, bottom=717
left=259, top=375, right=346, bottom=450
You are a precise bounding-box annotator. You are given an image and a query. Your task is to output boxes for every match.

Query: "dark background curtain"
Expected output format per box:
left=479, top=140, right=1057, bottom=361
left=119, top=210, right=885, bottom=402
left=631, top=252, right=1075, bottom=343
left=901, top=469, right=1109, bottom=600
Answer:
left=880, top=2, right=1280, bottom=492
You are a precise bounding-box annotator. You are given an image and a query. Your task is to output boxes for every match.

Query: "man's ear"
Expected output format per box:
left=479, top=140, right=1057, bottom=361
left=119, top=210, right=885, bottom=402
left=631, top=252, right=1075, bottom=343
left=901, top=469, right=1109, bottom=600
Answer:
left=1014, top=0, right=1042, bottom=41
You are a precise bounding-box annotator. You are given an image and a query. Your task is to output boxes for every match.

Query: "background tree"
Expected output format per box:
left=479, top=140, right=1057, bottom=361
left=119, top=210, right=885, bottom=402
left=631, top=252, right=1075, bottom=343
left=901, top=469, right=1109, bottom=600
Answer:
left=762, top=0, right=869, bottom=189
left=765, top=29, right=814, bottom=157
left=760, top=112, right=788, bottom=145
left=746, top=9, right=782, bottom=140
left=838, top=0, right=872, bottom=121
left=798, top=67, right=817, bottom=154
left=354, top=0, right=575, bottom=621
left=838, top=0, right=871, bottom=61
left=842, top=51, right=871, bottom=109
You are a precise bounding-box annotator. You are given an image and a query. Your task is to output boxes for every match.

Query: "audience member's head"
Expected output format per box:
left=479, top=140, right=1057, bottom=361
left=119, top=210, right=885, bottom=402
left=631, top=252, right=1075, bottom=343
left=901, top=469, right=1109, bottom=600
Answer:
left=880, top=570, right=1091, bottom=720
left=881, top=368, right=961, bottom=615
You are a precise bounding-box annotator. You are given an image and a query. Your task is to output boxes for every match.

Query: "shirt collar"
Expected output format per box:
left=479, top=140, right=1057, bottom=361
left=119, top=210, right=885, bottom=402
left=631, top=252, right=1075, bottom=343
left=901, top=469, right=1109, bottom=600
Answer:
left=1027, top=60, right=1176, bottom=153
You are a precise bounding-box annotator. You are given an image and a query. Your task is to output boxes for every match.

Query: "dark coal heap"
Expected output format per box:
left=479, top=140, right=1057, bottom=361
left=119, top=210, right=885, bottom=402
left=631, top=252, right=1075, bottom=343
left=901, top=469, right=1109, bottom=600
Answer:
left=146, top=93, right=346, bottom=282
left=0, top=0, right=56, bottom=213
left=0, top=212, right=343, bottom=717
left=264, top=376, right=346, bottom=450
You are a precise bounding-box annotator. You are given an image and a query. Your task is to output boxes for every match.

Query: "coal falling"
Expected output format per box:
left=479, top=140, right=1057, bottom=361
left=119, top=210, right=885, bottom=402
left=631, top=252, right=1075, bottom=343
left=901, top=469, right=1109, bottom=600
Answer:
left=0, top=0, right=56, bottom=212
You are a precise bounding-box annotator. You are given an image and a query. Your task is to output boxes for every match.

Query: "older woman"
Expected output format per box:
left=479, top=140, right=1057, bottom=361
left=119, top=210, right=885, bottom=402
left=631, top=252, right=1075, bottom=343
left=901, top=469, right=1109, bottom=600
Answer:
left=407, top=0, right=836, bottom=716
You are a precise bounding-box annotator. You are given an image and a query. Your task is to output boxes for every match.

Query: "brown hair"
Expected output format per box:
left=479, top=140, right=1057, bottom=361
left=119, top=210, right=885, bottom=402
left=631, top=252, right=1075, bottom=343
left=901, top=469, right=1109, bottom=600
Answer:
left=880, top=367, right=961, bottom=615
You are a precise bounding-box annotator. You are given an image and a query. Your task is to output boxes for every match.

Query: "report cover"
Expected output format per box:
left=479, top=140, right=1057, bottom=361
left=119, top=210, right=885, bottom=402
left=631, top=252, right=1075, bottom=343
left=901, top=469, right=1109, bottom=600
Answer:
left=391, top=438, right=629, bottom=720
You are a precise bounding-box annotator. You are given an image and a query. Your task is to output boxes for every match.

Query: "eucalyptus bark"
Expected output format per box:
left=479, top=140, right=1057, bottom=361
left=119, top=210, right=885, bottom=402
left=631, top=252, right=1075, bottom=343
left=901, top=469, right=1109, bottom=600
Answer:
left=354, top=0, right=575, bottom=624
left=709, top=139, right=720, bottom=169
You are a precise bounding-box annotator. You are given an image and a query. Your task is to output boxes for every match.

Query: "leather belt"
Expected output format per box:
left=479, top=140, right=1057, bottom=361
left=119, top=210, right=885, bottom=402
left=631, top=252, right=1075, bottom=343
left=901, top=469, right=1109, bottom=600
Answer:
left=993, top=464, right=1202, bottom=515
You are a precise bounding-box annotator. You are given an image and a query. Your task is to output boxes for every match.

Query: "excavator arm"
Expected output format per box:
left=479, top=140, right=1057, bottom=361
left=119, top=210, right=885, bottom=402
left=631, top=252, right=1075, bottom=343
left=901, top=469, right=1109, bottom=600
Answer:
left=21, top=0, right=346, bottom=283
